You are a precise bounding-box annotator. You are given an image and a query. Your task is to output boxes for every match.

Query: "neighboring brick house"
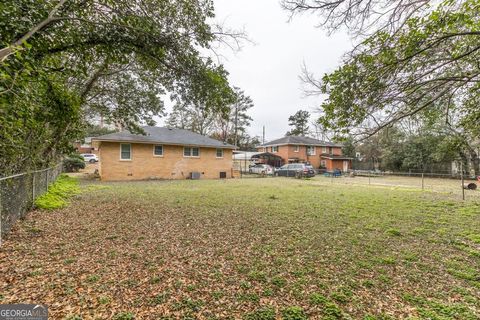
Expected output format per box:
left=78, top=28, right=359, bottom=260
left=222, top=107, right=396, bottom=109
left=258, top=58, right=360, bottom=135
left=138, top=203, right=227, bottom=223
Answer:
left=73, top=137, right=96, bottom=154
left=257, top=136, right=352, bottom=172
left=92, top=126, right=235, bottom=181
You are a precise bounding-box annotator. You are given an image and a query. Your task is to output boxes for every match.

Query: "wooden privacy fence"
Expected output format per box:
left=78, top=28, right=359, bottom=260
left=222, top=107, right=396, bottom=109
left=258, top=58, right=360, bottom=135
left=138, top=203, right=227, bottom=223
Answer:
left=0, top=163, right=63, bottom=243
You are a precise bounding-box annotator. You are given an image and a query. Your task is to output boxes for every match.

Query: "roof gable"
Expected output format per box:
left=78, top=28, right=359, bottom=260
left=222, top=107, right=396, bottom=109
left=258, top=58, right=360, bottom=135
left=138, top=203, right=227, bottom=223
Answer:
left=92, top=126, right=236, bottom=149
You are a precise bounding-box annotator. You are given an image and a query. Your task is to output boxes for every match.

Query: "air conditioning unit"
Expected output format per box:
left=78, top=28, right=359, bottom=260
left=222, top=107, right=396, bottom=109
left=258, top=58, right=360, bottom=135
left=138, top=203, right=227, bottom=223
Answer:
left=190, top=172, right=201, bottom=180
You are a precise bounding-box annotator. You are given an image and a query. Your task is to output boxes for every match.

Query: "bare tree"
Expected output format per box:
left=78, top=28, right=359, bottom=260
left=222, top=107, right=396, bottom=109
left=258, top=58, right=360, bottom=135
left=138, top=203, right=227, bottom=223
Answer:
left=281, top=0, right=432, bottom=36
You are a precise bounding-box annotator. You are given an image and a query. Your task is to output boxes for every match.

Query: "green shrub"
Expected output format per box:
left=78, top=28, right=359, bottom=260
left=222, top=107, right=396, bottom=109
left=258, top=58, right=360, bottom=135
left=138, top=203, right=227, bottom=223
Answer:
left=35, top=175, right=80, bottom=209
left=64, top=155, right=86, bottom=172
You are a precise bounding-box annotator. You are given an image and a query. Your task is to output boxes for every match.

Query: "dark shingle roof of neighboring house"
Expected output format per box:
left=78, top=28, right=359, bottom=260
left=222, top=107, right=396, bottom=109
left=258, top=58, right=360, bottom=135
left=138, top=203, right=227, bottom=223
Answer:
left=260, top=136, right=342, bottom=147
left=92, top=126, right=236, bottom=149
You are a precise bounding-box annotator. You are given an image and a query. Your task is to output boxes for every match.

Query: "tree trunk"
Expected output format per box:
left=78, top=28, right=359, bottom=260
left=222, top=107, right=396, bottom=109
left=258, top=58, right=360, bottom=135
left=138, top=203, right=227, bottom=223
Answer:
left=469, top=151, right=480, bottom=176
left=0, top=0, right=66, bottom=63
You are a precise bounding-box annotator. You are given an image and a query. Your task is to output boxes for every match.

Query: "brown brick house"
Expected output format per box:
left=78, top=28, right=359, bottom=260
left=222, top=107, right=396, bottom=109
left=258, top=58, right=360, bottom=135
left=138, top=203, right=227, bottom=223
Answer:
left=73, top=137, right=96, bottom=154
left=257, top=136, right=352, bottom=172
left=92, top=127, right=235, bottom=181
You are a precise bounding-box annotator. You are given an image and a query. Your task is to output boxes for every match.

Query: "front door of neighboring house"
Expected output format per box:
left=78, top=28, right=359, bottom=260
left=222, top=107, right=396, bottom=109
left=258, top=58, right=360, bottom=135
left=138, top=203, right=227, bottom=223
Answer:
left=343, top=160, right=349, bottom=172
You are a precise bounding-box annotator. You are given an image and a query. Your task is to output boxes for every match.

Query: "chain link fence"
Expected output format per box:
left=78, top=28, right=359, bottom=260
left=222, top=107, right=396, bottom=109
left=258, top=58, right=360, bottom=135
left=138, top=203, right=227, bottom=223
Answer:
left=0, top=164, right=63, bottom=241
left=315, top=170, right=480, bottom=201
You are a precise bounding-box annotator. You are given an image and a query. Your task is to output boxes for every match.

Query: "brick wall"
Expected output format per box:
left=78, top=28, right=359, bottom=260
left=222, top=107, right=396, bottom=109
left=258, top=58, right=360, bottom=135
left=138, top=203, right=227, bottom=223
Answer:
left=325, top=159, right=350, bottom=171
left=99, top=142, right=234, bottom=181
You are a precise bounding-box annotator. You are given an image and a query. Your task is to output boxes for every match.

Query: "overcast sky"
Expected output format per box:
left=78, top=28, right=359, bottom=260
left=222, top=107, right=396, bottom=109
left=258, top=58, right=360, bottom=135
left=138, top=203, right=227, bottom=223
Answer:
left=158, top=1, right=354, bottom=142
left=213, top=0, right=354, bottom=141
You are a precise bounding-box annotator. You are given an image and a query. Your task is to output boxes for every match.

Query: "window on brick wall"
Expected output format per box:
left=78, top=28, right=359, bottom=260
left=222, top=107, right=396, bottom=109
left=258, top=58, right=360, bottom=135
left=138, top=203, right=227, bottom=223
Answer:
left=272, top=146, right=279, bottom=153
left=216, top=148, right=224, bottom=158
left=306, top=146, right=316, bottom=155
left=153, top=145, right=163, bottom=156
left=120, top=143, right=131, bottom=160
left=184, top=147, right=200, bottom=157
left=294, top=145, right=299, bottom=152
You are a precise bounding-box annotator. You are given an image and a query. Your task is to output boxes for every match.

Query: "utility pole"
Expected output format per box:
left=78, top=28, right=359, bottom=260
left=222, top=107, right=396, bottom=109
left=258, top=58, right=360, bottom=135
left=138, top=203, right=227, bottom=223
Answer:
left=233, top=103, right=238, bottom=148
left=262, top=126, right=265, bottom=145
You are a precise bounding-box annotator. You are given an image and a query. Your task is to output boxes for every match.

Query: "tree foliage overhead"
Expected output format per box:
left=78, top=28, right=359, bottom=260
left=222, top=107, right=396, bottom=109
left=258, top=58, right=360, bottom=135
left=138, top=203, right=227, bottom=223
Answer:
left=284, top=0, right=480, bottom=142
left=0, top=0, right=240, bottom=175
left=286, top=110, right=311, bottom=136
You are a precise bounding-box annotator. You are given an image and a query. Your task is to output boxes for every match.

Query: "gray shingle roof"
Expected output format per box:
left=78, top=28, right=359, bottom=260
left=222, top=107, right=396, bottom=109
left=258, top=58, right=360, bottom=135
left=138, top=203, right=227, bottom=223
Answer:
left=261, top=136, right=342, bottom=147
left=92, top=126, right=236, bottom=149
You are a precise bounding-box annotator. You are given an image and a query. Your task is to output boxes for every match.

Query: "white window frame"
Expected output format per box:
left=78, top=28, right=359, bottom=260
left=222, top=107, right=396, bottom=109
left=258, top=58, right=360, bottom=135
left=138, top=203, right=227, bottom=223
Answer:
left=307, top=146, right=316, bottom=156
left=192, top=147, right=199, bottom=157
left=184, top=146, right=200, bottom=158
left=322, top=146, right=327, bottom=153
left=294, top=145, right=299, bottom=152
left=216, top=148, right=224, bottom=158
left=120, top=143, right=132, bottom=161
left=153, top=145, right=164, bottom=157
left=321, top=160, right=327, bottom=167
left=272, top=146, right=279, bottom=153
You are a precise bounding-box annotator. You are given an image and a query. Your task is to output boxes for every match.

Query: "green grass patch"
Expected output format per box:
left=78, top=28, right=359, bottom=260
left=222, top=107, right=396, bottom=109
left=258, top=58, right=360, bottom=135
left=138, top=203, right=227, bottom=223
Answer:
left=112, top=312, right=134, bottom=320
left=385, top=228, right=402, bottom=236
left=403, top=294, right=477, bottom=319
left=34, top=174, right=80, bottom=209
left=281, top=306, right=307, bottom=320
left=466, top=233, right=480, bottom=244
left=244, top=307, right=276, bottom=320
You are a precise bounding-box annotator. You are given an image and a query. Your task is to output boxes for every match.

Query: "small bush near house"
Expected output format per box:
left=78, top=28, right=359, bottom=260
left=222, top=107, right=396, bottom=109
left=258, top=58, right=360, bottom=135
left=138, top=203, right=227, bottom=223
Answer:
left=64, top=154, right=86, bottom=172
left=34, top=175, right=80, bottom=209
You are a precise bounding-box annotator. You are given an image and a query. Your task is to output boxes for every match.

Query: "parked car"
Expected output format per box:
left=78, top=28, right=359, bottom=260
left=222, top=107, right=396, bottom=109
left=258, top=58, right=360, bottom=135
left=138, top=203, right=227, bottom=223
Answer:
left=249, top=164, right=274, bottom=175
left=81, top=153, right=99, bottom=163
left=275, top=163, right=316, bottom=178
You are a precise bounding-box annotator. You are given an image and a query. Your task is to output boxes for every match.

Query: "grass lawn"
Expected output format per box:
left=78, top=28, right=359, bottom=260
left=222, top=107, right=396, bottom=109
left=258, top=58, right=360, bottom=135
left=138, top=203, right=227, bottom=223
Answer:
left=0, top=178, right=479, bottom=319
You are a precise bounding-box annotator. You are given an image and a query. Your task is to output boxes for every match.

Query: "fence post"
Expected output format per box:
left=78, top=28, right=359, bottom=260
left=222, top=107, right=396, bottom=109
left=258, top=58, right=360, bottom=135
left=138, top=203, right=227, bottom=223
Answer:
left=421, top=172, right=424, bottom=190
left=461, top=162, right=465, bottom=201
left=45, top=169, right=49, bottom=192
left=32, top=173, right=35, bottom=203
